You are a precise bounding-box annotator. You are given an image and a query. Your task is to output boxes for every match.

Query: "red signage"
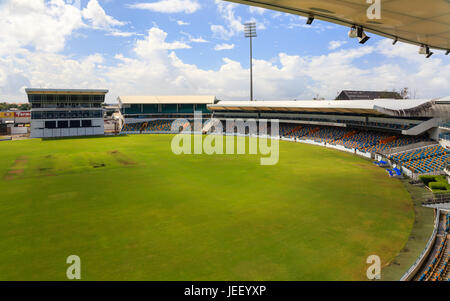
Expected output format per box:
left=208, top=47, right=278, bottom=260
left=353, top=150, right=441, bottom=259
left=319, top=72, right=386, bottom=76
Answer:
left=15, top=112, right=31, bottom=118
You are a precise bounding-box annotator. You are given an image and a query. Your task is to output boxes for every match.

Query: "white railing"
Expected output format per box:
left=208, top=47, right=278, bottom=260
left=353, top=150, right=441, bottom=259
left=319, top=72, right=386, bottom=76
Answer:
left=386, top=141, right=437, bottom=155
left=400, top=210, right=440, bottom=281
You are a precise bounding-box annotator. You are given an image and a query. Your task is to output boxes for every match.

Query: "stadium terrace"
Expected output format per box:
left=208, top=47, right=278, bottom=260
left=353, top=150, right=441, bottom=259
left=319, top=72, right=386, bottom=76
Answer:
left=116, top=94, right=450, bottom=177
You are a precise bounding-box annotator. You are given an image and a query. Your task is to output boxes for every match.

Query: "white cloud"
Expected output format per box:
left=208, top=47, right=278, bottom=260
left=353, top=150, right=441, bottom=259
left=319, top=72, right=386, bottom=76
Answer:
left=328, top=40, right=348, bottom=50
left=107, top=30, right=141, bottom=37
left=0, top=0, right=135, bottom=55
left=249, top=7, right=266, bottom=15
left=128, top=0, right=201, bottom=14
left=82, top=0, right=126, bottom=30
left=211, top=1, right=244, bottom=40
left=211, top=1, right=266, bottom=40
left=0, top=0, right=84, bottom=54
left=179, top=31, right=208, bottom=43
left=190, top=37, right=208, bottom=43
left=134, top=27, right=191, bottom=56
left=176, top=20, right=190, bottom=26
left=214, top=43, right=235, bottom=51
left=1, top=3, right=449, bottom=103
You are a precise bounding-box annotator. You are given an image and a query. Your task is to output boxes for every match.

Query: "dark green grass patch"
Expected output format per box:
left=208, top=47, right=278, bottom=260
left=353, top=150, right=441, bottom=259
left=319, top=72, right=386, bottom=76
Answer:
left=0, top=135, right=414, bottom=280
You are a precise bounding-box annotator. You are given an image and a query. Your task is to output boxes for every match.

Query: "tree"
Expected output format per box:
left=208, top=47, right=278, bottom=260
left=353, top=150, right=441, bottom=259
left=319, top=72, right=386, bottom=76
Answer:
left=0, top=102, right=31, bottom=111
left=313, top=94, right=325, bottom=100
left=399, top=87, right=409, bottom=99
left=393, top=87, right=410, bottom=99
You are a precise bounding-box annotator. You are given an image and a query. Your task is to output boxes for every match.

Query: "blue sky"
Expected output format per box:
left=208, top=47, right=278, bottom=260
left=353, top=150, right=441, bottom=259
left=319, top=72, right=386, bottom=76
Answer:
left=64, top=1, right=385, bottom=70
left=0, top=0, right=449, bottom=102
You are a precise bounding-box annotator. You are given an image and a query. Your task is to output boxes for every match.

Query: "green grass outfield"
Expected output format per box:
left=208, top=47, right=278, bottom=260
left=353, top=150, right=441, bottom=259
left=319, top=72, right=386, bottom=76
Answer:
left=0, top=134, right=414, bottom=280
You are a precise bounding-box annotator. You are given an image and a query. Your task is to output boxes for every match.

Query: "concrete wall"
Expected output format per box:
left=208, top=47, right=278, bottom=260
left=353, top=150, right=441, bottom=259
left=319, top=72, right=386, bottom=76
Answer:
left=11, top=127, right=28, bottom=135
left=30, top=118, right=104, bottom=138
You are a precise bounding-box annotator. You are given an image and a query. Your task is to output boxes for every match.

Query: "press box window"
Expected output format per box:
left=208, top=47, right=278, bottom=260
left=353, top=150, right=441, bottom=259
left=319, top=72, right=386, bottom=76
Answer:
left=70, top=120, right=81, bottom=128
left=45, top=121, right=57, bottom=129
left=58, top=121, right=69, bottom=129
left=82, top=120, right=92, bottom=127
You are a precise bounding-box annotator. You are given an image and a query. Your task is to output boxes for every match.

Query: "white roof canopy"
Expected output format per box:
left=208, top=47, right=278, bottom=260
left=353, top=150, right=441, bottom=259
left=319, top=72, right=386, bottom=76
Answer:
left=226, top=0, right=450, bottom=52
left=25, top=88, right=108, bottom=95
left=209, top=98, right=449, bottom=117
left=118, top=95, right=216, bottom=105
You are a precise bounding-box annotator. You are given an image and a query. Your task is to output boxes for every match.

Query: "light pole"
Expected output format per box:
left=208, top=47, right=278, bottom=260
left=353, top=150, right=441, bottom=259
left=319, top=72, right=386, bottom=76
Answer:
left=244, top=22, right=257, bottom=101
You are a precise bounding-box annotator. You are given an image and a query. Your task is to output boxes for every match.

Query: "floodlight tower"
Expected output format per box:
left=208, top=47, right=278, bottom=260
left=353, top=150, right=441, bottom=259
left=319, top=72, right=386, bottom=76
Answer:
left=244, top=22, right=257, bottom=101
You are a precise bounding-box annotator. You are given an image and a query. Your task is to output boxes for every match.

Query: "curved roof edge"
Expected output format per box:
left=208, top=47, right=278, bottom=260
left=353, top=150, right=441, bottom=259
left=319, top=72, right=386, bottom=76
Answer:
left=209, top=98, right=448, bottom=117
left=118, top=95, right=216, bottom=105
left=375, top=98, right=450, bottom=118
left=225, top=0, right=450, bottom=52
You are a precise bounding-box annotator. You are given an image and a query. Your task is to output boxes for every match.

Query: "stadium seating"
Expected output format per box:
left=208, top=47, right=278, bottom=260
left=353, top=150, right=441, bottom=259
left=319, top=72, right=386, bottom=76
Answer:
left=418, top=212, right=450, bottom=281
left=364, top=135, right=429, bottom=153
left=277, top=123, right=434, bottom=155
left=332, top=130, right=390, bottom=150
left=122, top=121, right=445, bottom=175
left=373, top=160, right=389, bottom=167
left=302, top=126, right=349, bottom=143
left=389, top=145, right=450, bottom=174
left=121, top=120, right=191, bottom=133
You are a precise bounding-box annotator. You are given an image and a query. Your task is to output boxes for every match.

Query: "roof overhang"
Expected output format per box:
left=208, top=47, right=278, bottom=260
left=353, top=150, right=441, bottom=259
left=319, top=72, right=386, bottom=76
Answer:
left=209, top=98, right=448, bottom=117
left=118, top=95, right=217, bottom=105
left=25, top=88, right=109, bottom=95
left=225, top=0, right=450, bottom=52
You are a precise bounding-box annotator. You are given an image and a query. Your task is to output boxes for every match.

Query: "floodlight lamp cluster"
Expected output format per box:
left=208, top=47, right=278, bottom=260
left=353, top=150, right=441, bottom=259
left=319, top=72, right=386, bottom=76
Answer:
left=348, top=26, right=370, bottom=44
left=419, top=45, right=434, bottom=58
left=244, top=22, right=257, bottom=38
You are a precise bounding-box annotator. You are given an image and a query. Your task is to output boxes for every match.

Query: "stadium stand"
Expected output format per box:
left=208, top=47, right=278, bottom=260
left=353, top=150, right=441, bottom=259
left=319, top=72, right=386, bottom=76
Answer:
left=417, top=212, right=450, bottom=281
left=122, top=120, right=179, bottom=133
left=121, top=120, right=446, bottom=175
left=121, top=119, right=209, bottom=134
left=276, top=123, right=448, bottom=175
left=389, top=145, right=450, bottom=174
left=277, top=123, right=432, bottom=155
left=118, top=94, right=449, bottom=178
left=364, top=135, right=430, bottom=153
left=334, top=130, right=391, bottom=150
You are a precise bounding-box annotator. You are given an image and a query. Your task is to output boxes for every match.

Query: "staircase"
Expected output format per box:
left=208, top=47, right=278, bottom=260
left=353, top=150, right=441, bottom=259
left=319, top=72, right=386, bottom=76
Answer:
left=402, top=118, right=440, bottom=136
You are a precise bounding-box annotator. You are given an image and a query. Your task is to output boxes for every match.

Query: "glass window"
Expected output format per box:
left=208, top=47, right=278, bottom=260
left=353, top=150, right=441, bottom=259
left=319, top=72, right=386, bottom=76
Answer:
left=58, top=121, right=69, bottom=128
left=162, top=104, right=178, bottom=113
left=70, top=120, right=81, bottom=128
left=31, top=111, right=42, bottom=119
left=82, top=120, right=92, bottom=127
left=45, top=121, right=57, bottom=129
left=179, top=104, right=194, bottom=113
